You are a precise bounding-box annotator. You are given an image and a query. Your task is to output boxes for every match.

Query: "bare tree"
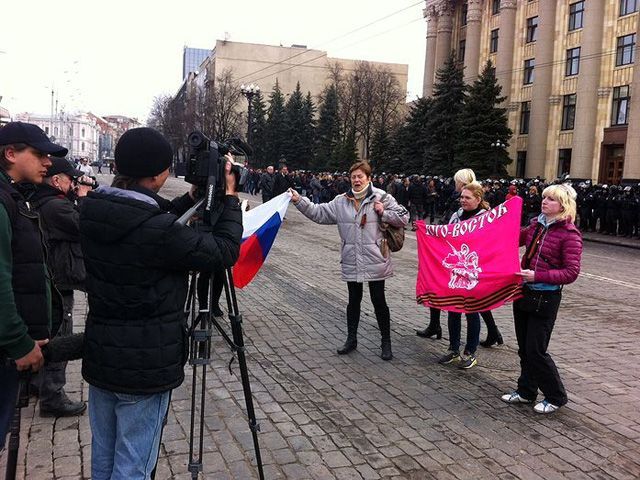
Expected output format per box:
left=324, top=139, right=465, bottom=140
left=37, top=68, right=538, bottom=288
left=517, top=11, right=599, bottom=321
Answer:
left=202, top=68, right=244, bottom=141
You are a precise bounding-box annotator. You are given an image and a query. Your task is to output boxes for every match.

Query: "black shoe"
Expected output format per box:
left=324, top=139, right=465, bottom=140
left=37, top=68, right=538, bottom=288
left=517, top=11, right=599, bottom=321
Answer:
left=480, top=331, right=504, bottom=348
left=337, top=339, right=357, bottom=355
left=40, top=399, right=87, bottom=418
left=380, top=341, right=393, bottom=361
left=416, top=324, right=442, bottom=339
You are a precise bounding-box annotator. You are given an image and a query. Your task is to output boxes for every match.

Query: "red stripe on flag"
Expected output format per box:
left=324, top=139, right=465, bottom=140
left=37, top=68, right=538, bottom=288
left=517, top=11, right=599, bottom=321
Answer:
left=233, top=234, right=265, bottom=288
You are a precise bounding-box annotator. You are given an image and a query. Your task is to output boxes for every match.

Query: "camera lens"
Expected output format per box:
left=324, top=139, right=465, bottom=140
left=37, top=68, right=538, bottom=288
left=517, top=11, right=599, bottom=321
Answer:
left=188, top=132, right=204, bottom=147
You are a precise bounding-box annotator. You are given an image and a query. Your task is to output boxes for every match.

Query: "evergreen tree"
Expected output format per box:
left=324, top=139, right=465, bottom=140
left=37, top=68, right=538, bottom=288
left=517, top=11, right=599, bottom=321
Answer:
left=316, top=83, right=341, bottom=170
left=265, top=80, right=287, bottom=166
left=301, top=92, right=317, bottom=169
left=370, top=123, right=393, bottom=170
left=250, top=91, right=268, bottom=166
left=396, top=97, right=433, bottom=174
left=456, top=60, right=513, bottom=177
left=424, top=52, right=466, bottom=175
left=283, top=82, right=307, bottom=170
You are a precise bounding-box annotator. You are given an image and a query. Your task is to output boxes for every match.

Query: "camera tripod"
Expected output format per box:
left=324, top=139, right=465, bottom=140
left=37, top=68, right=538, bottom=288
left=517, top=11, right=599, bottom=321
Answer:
left=184, top=265, right=264, bottom=480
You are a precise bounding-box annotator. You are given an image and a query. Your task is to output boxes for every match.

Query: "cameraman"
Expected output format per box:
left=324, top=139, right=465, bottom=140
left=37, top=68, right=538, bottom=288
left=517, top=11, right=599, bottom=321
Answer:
left=79, top=127, right=242, bottom=480
left=0, top=122, right=68, bottom=450
left=30, top=157, right=91, bottom=417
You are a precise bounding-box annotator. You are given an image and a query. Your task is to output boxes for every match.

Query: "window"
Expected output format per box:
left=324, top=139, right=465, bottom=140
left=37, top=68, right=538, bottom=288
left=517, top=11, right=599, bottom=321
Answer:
left=561, top=94, right=577, bottom=130
left=492, top=0, right=500, bottom=15
left=516, top=151, right=527, bottom=178
left=461, top=2, right=468, bottom=25
left=520, top=101, right=531, bottom=134
left=616, top=34, right=636, bottom=66
left=490, top=29, right=499, bottom=53
left=620, top=0, right=638, bottom=16
left=44, top=126, right=49, bottom=135
left=523, top=59, right=535, bottom=85
left=558, top=149, right=572, bottom=177
left=566, top=47, right=581, bottom=76
left=612, top=85, right=631, bottom=125
left=526, top=17, right=538, bottom=43
left=81, top=142, right=85, bottom=152
left=569, top=1, right=584, bottom=31
left=81, top=128, right=85, bottom=138
left=68, top=127, right=73, bottom=137
left=458, top=40, right=466, bottom=63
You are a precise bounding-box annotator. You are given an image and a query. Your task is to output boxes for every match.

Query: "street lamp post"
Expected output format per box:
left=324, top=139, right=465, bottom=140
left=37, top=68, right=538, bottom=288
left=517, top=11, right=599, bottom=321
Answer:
left=491, top=139, right=506, bottom=178
left=240, top=84, right=260, bottom=154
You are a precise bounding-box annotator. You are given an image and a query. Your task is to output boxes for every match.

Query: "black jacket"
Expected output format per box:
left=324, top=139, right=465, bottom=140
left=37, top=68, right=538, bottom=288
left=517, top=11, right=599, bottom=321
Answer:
left=80, top=185, right=242, bottom=394
left=32, top=184, right=85, bottom=292
left=273, top=173, right=294, bottom=197
left=0, top=175, right=60, bottom=359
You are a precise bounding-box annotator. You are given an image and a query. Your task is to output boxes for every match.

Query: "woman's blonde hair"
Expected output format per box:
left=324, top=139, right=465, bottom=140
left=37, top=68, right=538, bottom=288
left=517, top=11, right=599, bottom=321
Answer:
left=542, top=184, right=577, bottom=223
left=461, top=181, right=490, bottom=210
left=453, top=168, right=476, bottom=188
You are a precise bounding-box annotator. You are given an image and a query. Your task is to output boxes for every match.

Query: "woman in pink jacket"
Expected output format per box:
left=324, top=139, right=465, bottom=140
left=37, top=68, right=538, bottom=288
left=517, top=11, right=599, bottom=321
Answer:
left=501, top=184, right=583, bottom=414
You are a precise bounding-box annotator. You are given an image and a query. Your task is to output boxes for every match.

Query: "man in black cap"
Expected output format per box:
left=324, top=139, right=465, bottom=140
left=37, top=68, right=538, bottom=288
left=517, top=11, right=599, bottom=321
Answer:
left=0, top=122, right=68, bottom=450
left=79, top=127, right=242, bottom=479
left=30, top=157, right=93, bottom=418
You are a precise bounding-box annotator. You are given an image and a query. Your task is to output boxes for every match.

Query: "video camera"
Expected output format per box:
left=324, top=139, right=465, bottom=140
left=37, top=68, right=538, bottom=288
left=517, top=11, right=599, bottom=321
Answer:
left=185, top=131, right=250, bottom=189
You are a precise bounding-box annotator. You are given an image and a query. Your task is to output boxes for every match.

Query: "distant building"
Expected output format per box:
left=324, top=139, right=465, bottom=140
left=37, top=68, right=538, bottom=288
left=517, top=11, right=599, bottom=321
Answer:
left=183, top=47, right=211, bottom=80
left=0, top=106, right=10, bottom=126
left=423, top=0, right=640, bottom=184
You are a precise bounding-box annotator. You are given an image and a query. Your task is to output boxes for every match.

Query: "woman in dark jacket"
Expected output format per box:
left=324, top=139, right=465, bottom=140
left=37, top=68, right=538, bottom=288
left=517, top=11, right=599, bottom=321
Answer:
left=502, top=183, right=582, bottom=414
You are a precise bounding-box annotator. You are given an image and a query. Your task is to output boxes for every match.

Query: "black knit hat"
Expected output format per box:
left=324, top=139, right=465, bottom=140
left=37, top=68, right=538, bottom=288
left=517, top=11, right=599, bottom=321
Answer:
left=115, top=127, right=172, bottom=178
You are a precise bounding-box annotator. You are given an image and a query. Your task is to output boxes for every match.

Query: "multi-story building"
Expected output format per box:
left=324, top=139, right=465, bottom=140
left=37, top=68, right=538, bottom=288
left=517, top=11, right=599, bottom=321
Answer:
left=423, top=0, right=640, bottom=184
left=183, top=47, right=212, bottom=80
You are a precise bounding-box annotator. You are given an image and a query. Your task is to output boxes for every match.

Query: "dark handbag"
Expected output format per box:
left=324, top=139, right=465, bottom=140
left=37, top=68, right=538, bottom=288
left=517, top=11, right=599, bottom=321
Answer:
left=378, top=193, right=405, bottom=254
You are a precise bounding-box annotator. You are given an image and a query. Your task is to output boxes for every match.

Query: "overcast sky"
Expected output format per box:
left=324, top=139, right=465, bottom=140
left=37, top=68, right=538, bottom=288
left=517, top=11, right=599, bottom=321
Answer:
left=1, top=0, right=426, bottom=122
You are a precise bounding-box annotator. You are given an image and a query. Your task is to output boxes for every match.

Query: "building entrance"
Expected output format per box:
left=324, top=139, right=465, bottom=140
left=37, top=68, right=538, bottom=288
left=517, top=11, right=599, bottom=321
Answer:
left=599, top=145, right=625, bottom=185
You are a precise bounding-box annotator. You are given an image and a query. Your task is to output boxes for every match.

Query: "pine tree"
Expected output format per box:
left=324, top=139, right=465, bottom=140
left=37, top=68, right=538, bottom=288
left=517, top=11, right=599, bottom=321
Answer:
left=265, top=80, right=287, bottom=166
left=424, top=53, right=466, bottom=176
left=250, top=91, right=268, bottom=166
left=283, top=82, right=307, bottom=170
left=301, top=92, right=317, bottom=169
left=456, top=60, right=513, bottom=178
left=396, top=97, right=433, bottom=174
left=316, top=83, right=341, bottom=170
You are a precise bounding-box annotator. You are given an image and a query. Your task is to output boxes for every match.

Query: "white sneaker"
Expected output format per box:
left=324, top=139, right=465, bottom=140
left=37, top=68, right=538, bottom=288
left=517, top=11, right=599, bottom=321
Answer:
left=501, top=392, right=534, bottom=404
left=534, top=400, right=560, bottom=414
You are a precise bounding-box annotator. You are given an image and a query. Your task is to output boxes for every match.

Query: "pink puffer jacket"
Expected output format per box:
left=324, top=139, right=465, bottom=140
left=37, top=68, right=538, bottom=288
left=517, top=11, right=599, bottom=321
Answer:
left=519, top=217, right=583, bottom=286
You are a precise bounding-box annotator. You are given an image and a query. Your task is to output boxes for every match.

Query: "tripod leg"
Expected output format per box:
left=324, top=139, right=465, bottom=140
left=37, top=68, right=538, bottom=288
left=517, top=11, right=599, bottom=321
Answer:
left=223, top=268, right=265, bottom=480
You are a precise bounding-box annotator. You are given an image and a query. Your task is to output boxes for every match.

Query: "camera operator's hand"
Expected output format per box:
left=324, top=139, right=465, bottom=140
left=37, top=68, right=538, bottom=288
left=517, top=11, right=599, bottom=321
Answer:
left=288, top=188, right=300, bottom=204
left=225, top=153, right=238, bottom=196
left=15, top=339, right=49, bottom=372
left=74, top=176, right=94, bottom=197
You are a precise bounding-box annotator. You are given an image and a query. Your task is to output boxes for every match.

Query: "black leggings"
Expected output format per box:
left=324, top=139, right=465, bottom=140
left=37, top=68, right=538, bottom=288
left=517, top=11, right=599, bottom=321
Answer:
left=347, top=280, right=388, bottom=313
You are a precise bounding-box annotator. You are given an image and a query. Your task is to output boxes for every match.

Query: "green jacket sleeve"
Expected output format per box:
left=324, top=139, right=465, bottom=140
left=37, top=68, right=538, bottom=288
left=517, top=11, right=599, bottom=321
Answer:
left=0, top=204, right=35, bottom=359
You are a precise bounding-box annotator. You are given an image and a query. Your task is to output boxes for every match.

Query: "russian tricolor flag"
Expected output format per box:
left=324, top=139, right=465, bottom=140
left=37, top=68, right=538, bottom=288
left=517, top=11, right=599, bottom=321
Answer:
left=233, top=193, right=291, bottom=288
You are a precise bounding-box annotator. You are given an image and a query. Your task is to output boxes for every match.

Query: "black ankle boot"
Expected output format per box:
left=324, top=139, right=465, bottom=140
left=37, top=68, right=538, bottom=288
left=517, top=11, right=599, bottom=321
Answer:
left=380, top=340, right=393, bottom=361
left=337, top=338, right=357, bottom=355
left=416, top=324, right=442, bottom=339
left=480, top=329, right=504, bottom=347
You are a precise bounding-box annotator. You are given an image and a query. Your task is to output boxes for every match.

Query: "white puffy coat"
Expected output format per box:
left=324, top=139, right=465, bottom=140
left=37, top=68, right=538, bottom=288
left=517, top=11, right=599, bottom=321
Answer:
left=295, top=185, right=409, bottom=282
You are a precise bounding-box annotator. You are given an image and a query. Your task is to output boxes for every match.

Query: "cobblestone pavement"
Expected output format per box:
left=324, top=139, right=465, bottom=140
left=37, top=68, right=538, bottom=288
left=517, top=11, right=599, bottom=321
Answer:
left=2, top=175, right=640, bottom=479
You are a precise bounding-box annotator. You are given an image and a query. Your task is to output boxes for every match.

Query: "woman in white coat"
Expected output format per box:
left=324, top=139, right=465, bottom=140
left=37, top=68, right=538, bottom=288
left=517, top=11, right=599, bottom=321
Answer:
left=289, top=162, right=409, bottom=360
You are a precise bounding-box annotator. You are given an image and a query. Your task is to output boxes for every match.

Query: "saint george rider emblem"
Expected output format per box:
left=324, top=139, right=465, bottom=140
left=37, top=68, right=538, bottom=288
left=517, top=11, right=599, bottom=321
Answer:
left=441, top=242, right=482, bottom=290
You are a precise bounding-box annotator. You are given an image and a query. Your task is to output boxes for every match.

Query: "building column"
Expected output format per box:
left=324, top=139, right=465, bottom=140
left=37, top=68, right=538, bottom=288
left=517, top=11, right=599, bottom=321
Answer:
left=526, top=0, right=557, bottom=179
left=495, top=0, right=517, bottom=103
left=423, top=4, right=438, bottom=97
left=571, top=0, right=606, bottom=181
left=433, top=0, right=454, bottom=76
left=463, top=0, right=483, bottom=83
left=623, top=14, right=640, bottom=181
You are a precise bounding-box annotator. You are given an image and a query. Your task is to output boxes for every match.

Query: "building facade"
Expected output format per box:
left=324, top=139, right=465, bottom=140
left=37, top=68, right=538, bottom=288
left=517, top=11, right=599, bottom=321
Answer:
left=183, top=47, right=212, bottom=80
left=423, top=0, right=640, bottom=184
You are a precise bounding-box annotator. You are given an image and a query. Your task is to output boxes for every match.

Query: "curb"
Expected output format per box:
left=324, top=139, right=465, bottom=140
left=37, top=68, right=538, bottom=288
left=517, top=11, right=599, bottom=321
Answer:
left=582, top=235, right=640, bottom=250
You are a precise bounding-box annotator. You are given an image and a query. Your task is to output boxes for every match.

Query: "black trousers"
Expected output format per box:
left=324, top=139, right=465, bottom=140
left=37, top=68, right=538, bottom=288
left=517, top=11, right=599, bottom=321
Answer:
left=513, top=289, right=567, bottom=406
left=346, top=281, right=390, bottom=340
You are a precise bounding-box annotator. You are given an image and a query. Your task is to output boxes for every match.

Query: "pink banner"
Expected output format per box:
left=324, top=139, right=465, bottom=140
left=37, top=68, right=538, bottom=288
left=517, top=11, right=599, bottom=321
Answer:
left=416, top=197, right=523, bottom=313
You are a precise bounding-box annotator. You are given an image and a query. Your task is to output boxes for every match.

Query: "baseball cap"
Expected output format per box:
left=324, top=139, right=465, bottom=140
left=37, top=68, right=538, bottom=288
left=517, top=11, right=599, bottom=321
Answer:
left=45, top=157, right=83, bottom=178
left=0, top=121, right=68, bottom=156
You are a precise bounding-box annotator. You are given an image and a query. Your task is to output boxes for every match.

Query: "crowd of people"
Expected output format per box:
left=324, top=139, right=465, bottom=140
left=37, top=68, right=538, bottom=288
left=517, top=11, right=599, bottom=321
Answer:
left=247, top=166, right=640, bottom=238
left=0, top=120, right=586, bottom=479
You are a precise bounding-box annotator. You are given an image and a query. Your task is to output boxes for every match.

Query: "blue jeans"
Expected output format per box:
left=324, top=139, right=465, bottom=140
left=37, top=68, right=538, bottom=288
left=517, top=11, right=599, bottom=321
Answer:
left=447, top=311, right=481, bottom=355
left=89, top=385, right=170, bottom=480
